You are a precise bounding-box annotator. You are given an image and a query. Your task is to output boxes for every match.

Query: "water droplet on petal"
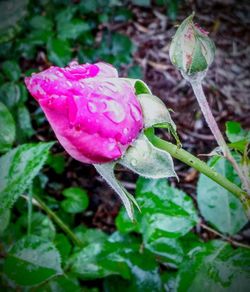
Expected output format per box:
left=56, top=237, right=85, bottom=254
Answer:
left=104, top=100, right=125, bottom=123
left=130, top=104, right=141, bottom=122
left=75, top=124, right=81, bottom=131
left=69, top=60, right=79, bottom=67
left=123, top=128, right=129, bottom=135
left=130, top=159, right=137, bottom=167
left=104, top=82, right=118, bottom=93
left=47, top=99, right=53, bottom=106
left=87, top=101, right=97, bottom=113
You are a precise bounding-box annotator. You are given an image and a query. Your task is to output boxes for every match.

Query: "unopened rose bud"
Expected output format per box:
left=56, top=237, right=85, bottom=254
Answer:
left=169, top=13, right=215, bottom=75
left=25, top=62, right=143, bottom=164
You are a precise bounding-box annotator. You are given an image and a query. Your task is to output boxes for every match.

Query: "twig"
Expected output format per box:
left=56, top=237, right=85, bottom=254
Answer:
left=200, top=223, right=250, bottom=249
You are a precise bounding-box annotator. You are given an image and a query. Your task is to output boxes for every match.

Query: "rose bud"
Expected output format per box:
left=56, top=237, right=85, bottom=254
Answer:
left=25, top=62, right=177, bottom=220
left=25, top=61, right=143, bottom=164
left=169, top=13, right=215, bottom=75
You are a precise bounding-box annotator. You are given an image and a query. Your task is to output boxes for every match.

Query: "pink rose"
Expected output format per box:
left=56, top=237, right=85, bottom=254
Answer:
left=25, top=62, right=143, bottom=163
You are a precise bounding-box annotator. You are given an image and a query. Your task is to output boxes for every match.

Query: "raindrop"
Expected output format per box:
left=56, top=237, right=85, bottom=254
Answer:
left=69, top=60, right=79, bottom=67
left=123, top=128, right=129, bottom=135
left=87, top=101, right=97, bottom=113
left=104, top=100, right=125, bottom=123
left=104, top=82, right=118, bottom=93
left=130, top=159, right=137, bottom=167
left=130, top=104, right=141, bottom=122
left=108, top=142, right=116, bottom=151
left=75, top=124, right=81, bottom=131
left=47, top=99, right=53, bottom=106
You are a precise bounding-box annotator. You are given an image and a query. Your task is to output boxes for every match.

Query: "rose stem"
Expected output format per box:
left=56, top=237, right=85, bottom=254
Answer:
left=146, top=129, right=250, bottom=219
left=184, top=73, right=250, bottom=195
left=33, top=194, right=83, bottom=247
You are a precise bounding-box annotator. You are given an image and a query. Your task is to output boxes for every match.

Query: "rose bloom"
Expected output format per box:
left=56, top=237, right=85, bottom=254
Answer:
left=25, top=62, right=143, bottom=163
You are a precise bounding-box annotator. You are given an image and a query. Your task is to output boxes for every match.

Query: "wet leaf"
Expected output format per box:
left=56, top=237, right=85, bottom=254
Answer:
left=3, top=235, right=62, bottom=286
left=145, top=237, right=184, bottom=266
left=0, top=102, right=15, bottom=153
left=35, top=275, right=81, bottom=292
left=226, top=121, right=250, bottom=143
left=197, top=156, right=247, bottom=235
left=137, top=94, right=176, bottom=129
left=16, top=105, right=34, bottom=142
left=0, top=209, right=10, bottom=235
left=57, top=19, right=90, bottom=40
left=47, top=38, right=72, bottom=67
left=0, top=142, right=53, bottom=215
left=136, top=178, right=198, bottom=240
left=47, top=153, right=65, bottom=174
left=16, top=212, right=56, bottom=241
left=1, top=60, right=21, bottom=81
left=0, top=0, right=28, bottom=43
left=54, top=234, right=72, bottom=263
left=0, top=82, right=21, bottom=109
left=70, top=241, right=132, bottom=280
left=29, top=15, right=53, bottom=32
left=120, top=133, right=177, bottom=179
left=61, top=187, right=89, bottom=214
left=176, top=240, right=250, bottom=292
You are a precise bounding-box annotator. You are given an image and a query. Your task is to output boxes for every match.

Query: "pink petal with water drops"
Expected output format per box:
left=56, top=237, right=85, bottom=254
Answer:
left=25, top=62, right=143, bottom=164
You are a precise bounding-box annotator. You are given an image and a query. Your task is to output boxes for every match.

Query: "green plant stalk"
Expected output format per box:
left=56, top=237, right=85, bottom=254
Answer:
left=33, top=194, right=83, bottom=247
left=190, top=79, right=250, bottom=194
left=146, top=130, right=250, bottom=218
left=182, top=72, right=250, bottom=195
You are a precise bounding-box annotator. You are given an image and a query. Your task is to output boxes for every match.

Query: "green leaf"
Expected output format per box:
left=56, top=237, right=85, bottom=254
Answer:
left=115, top=207, right=140, bottom=234
left=161, top=271, right=177, bottom=292
left=1, top=60, right=21, bottom=81
left=57, top=19, right=90, bottom=40
left=0, top=102, right=15, bottom=153
left=197, top=156, right=247, bottom=235
left=0, top=0, right=28, bottom=43
left=226, top=121, right=250, bottom=147
left=145, top=237, right=184, bottom=267
left=134, top=80, right=151, bottom=94
left=132, top=0, right=151, bottom=7
left=128, top=65, right=143, bottom=79
left=120, top=133, right=177, bottom=179
left=0, top=82, right=21, bottom=109
left=54, top=234, right=72, bottom=263
left=74, top=226, right=108, bottom=246
left=16, top=105, right=34, bottom=142
left=136, top=178, right=198, bottom=240
left=3, top=235, right=62, bottom=286
left=103, top=250, right=162, bottom=292
left=137, top=94, right=176, bottom=129
left=70, top=233, right=162, bottom=291
left=61, top=187, right=89, bottom=214
left=0, top=142, right=53, bottom=214
left=16, top=212, right=56, bottom=241
left=0, top=209, right=10, bottom=235
left=176, top=240, right=250, bottom=292
left=70, top=241, right=132, bottom=280
left=47, top=38, right=72, bottom=67
left=35, top=275, right=81, bottom=292
left=47, top=153, right=65, bottom=174
left=29, top=15, right=53, bottom=32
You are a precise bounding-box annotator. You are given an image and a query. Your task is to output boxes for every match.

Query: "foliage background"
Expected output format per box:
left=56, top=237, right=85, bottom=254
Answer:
left=0, top=0, right=250, bottom=291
